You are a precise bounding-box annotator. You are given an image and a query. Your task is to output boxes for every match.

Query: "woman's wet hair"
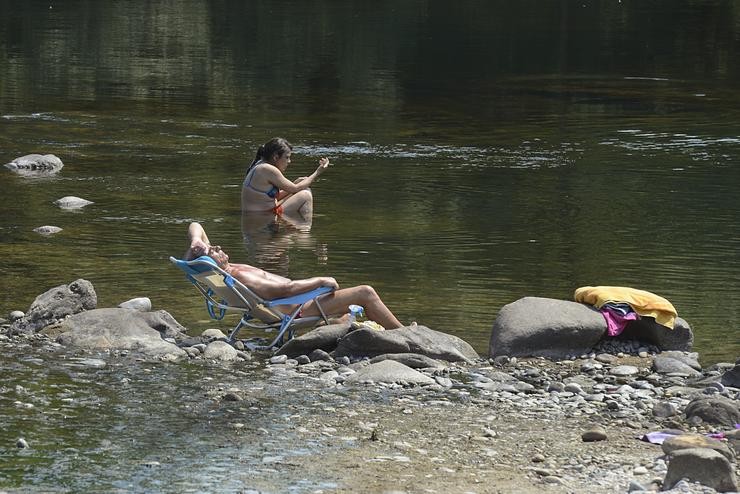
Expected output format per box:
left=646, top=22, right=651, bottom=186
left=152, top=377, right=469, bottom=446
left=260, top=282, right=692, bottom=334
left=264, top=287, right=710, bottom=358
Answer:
left=249, top=137, right=293, bottom=168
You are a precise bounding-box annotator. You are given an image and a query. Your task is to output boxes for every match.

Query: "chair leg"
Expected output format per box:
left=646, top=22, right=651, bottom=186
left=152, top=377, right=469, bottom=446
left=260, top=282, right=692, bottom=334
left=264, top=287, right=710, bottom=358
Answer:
left=227, top=316, right=249, bottom=342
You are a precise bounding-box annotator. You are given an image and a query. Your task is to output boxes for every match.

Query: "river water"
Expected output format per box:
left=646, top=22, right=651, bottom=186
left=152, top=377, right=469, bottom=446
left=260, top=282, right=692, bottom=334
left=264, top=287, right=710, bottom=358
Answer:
left=0, top=1, right=739, bottom=490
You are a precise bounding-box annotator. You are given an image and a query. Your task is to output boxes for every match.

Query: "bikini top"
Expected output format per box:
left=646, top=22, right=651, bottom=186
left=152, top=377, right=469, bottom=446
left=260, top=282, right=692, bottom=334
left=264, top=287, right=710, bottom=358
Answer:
left=243, top=162, right=279, bottom=198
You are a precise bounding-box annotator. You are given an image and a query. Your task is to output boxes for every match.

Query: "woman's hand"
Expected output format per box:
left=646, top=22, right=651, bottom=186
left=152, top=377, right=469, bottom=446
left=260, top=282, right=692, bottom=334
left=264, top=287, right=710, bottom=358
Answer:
left=315, top=157, right=331, bottom=175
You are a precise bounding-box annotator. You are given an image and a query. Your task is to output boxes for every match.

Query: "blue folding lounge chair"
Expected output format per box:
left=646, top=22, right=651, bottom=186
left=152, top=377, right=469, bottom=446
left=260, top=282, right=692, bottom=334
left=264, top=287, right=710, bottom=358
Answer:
left=170, top=256, right=334, bottom=350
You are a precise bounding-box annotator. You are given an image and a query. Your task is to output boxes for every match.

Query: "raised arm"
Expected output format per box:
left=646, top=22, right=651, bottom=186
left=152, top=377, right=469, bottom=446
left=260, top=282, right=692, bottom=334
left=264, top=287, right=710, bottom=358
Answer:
left=184, top=222, right=211, bottom=260
left=266, top=157, right=330, bottom=194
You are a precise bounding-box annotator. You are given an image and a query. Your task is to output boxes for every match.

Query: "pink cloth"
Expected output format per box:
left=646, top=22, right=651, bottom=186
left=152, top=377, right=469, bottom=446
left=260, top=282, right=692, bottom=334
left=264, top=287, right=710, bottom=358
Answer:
left=601, top=307, right=639, bottom=336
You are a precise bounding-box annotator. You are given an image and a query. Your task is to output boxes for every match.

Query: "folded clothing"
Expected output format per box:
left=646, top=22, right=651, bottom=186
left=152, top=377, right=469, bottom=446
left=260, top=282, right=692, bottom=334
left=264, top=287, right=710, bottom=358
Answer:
left=574, top=285, right=677, bottom=329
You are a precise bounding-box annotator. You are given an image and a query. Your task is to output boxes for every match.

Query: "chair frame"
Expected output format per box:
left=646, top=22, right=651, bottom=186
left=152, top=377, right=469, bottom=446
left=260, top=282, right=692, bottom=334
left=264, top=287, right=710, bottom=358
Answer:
left=170, top=256, right=333, bottom=350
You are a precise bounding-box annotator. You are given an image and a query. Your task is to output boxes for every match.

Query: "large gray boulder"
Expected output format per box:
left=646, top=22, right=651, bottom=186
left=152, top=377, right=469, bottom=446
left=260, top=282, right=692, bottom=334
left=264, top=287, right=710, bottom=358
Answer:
left=662, top=434, right=735, bottom=462
left=45, top=308, right=187, bottom=357
left=720, top=364, right=740, bottom=388
left=684, top=396, right=740, bottom=427
left=335, top=325, right=479, bottom=363
left=4, top=154, right=64, bottom=175
left=490, top=297, right=694, bottom=359
left=490, top=297, right=606, bottom=359
left=663, top=448, right=738, bottom=492
left=9, top=279, right=97, bottom=334
left=275, top=323, right=351, bottom=358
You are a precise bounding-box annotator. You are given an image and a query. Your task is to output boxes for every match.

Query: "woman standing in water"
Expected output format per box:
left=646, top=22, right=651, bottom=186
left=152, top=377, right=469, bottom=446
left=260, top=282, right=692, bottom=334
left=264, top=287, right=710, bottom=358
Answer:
left=241, top=137, right=330, bottom=217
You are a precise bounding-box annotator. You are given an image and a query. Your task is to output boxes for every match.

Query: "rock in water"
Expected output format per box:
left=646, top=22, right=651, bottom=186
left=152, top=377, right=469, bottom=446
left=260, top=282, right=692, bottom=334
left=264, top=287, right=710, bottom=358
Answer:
left=54, top=196, right=94, bottom=209
left=4, top=154, right=64, bottom=175
left=33, top=226, right=63, bottom=235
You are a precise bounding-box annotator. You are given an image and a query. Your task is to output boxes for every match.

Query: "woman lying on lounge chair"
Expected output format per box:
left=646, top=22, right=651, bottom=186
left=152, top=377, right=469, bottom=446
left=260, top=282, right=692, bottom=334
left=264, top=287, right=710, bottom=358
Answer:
left=183, top=222, right=402, bottom=330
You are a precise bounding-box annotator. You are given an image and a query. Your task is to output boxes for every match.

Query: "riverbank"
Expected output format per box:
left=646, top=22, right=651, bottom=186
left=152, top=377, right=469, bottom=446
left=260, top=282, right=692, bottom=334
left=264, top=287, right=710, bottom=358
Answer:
left=1, top=318, right=738, bottom=493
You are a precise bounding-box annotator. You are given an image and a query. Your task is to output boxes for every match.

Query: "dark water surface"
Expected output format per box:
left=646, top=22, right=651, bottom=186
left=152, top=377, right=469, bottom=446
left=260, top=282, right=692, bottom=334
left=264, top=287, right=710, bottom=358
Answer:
left=1, top=1, right=740, bottom=490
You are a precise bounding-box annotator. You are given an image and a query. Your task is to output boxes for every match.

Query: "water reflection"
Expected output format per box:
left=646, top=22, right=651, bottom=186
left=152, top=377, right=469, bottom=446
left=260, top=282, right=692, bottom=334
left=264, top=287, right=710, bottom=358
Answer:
left=241, top=211, right=324, bottom=276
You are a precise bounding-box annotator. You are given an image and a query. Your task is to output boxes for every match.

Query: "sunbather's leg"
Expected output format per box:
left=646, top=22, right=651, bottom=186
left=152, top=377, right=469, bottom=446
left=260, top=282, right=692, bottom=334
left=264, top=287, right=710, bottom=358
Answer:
left=301, top=285, right=402, bottom=329
left=279, top=189, right=313, bottom=218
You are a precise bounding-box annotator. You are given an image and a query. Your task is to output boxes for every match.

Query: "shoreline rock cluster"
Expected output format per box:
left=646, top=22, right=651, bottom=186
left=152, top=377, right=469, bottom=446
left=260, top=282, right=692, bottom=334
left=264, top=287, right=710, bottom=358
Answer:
left=2, top=278, right=739, bottom=492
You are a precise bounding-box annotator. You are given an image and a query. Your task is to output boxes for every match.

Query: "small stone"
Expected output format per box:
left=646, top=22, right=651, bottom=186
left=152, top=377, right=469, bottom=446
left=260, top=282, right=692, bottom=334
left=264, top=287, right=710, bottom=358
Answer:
left=543, top=476, right=564, bottom=485
left=118, top=297, right=152, bottom=312
left=295, top=355, right=311, bottom=365
left=434, top=376, right=453, bottom=388
left=633, top=466, right=649, bottom=475
left=8, top=310, right=24, bottom=321
left=596, top=353, right=617, bottom=364
left=547, top=382, right=565, bottom=392
left=16, top=438, right=29, bottom=449
left=611, top=365, right=639, bottom=377
left=201, top=328, right=228, bottom=340
left=652, top=401, right=678, bottom=418
left=309, top=349, right=332, bottom=362
left=320, top=370, right=339, bottom=381
left=581, top=426, right=607, bottom=442
left=269, top=355, right=288, bottom=365
left=564, top=383, right=584, bottom=394
left=627, top=480, right=646, bottom=492
left=33, top=225, right=63, bottom=235
left=531, top=453, right=546, bottom=463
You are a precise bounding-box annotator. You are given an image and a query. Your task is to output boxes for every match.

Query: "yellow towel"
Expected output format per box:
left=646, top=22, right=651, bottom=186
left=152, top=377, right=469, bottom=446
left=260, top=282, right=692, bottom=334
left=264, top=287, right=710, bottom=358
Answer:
left=574, top=286, right=676, bottom=329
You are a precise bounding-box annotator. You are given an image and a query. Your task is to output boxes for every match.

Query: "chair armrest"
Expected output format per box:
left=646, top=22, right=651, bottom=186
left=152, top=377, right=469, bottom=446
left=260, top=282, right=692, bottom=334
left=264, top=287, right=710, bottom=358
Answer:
left=264, top=286, right=334, bottom=307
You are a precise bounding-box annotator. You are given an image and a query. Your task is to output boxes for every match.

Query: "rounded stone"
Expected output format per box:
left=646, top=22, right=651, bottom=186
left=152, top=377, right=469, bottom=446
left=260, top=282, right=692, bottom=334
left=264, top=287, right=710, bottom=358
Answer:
left=581, top=426, right=608, bottom=442
left=33, top=225, right=63, bottom=235
left=610, top=365, right=639, bottom=377
left=8, top=310, right=24, bottom=321
left=269, top=354, right=289, bottom=365
left=54, top=196, right=94, bottom=209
